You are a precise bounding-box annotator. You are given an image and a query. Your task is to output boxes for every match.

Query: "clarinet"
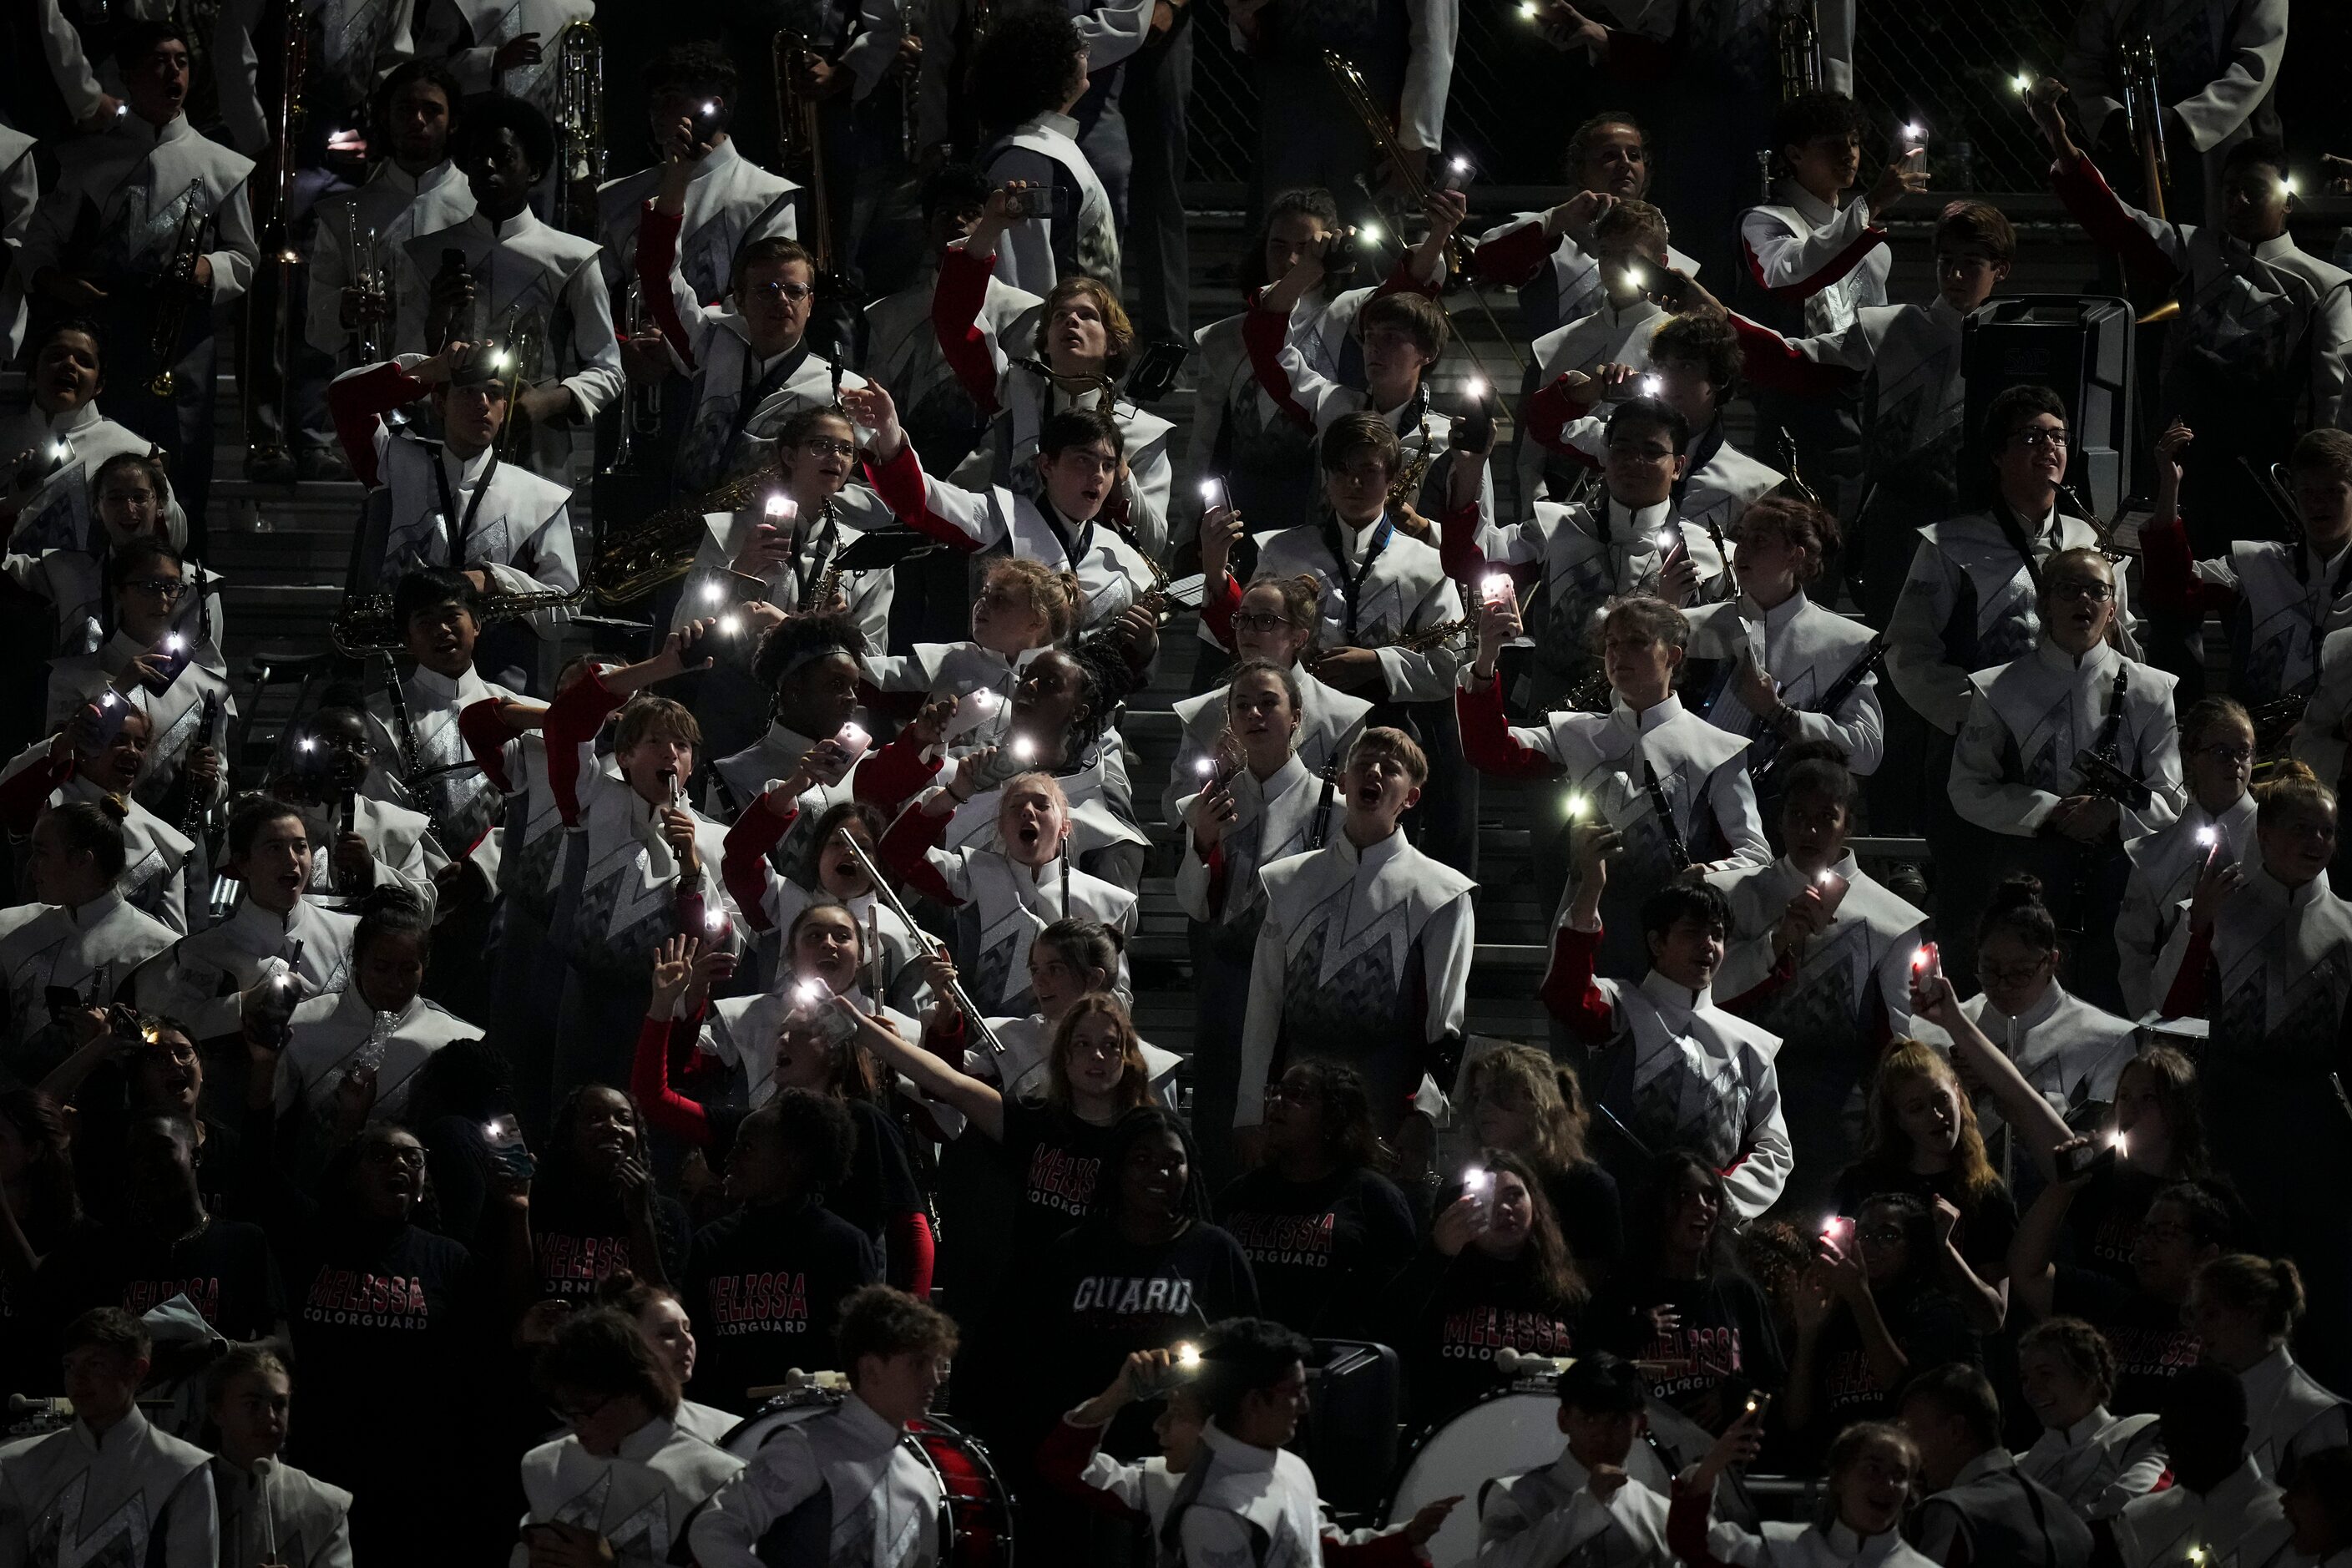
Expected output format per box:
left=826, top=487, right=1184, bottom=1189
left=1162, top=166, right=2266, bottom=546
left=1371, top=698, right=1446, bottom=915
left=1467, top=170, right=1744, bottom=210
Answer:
left=1641, top=760, right=1692, bottom=872
left=2071, top=665, right=2152, bottom=812
left=180, top=691, right=221, bottom=837
left=1749, top=632, right=1887, bottom=781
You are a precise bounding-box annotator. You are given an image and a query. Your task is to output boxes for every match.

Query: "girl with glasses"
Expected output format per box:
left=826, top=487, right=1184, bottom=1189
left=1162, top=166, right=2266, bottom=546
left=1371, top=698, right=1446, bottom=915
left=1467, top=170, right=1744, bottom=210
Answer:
left=1454, top=1043, right=1622, bottom=1277
left=1948, top=547, right=2183, bottom=1004
left=1783, top=1191, right=1980, bottom=1447
left=2117, top=697, right=2258, bottom=1017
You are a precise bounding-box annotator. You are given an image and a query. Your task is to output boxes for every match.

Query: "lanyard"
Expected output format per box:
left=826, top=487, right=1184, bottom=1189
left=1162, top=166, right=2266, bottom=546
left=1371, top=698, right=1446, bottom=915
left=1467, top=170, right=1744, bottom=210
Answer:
left=428, top=446, right=500, bottom=565
left=790, top=504, right=839, bottom=612
left=1039, top=503, right=1095, bottom=579
left=729, top=339, right=813, bottom=455
left=1987, top=498, right=2047, bottom=596
left=1320, top=515, right=1394, bottom=643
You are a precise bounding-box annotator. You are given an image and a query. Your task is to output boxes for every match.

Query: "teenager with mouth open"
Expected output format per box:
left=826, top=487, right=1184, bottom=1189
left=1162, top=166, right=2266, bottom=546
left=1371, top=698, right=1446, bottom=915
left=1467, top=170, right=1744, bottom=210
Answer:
left=0, top=802, right=175, bottom=1077
left=262, top=691, right=449, bottom=918
left=878, top=746, right=1137, bottom=1019
left=0, top=323, right=189, bottom=567
left=635, top=932, right=933, bottom=1296
left=722, top=796, right=928, bottom=1006
left=3, top=693, right=201, bottom=935
left=1671, top=1413, right=1937, bottom=1568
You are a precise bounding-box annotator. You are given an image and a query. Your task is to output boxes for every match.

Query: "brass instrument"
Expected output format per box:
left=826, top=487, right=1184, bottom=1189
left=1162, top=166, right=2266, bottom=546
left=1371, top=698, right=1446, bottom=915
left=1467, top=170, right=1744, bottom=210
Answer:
left=614, top=278, right=665, bottom=469
left=244, top=3, right=309, bottom=458
left=2058, top=483, right=2130, bottom=564
left=552, top=21, right=605, bottom=236
left=1388, top=443, right=1435, bottom=512
left=148, top=180, right=210, bottom=397
left=331, top=583, right=591, bottom=657
left=590, top=458, right=787, bottom=602
left=348, top=210, right=389, bottom=364
left=2250, top=691, right=2306, bottom=766
left=1773, top=0, right=1823, bottom=100
left=493, top=311, right=541, bottom=458
left=2118, top=33, right=2171, bottom=220
left=1321, top=50, right=1525, bottom=373
left=1368, top=614, right=1475, bottom=655
left=774, top=31, right=836, bottom=277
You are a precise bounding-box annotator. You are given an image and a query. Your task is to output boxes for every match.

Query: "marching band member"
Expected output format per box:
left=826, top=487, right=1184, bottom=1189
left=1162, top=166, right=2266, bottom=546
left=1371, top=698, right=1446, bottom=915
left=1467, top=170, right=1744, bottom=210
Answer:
left=1519, top=313, right=1784, bottom=552
left=689, top=1285, right=957, bottom=1565
left=943, top=920, right=1176, bottom=1106
left=846, top=383, right=1155, bottom=636
left=327, top=341, right=582, bottom=670
left=398, top=96, right=622, bottom=436
left=1668, top=1414, right=1935, bottom=1568
left=1228, top=724, right=1472, bottom=1151
left=1517, top=200, right=1677, bottom=508
left=722, top=794, right=927, bottom=1003
left=969, top=8, right=1122, bottom=297
left=18, top=22, right=259, bottom=532
left=1172, top=660, right=1332, bottom=1172
left=2155, top=763, right=2352, bottom=1383
left=538, top=622, right=741, bottom=1095
left=1899, top=1363, right=2096, bottom=1565
left=1682, top=497, right=1883, bottom=776
left=1458, top=595, right=1768, bottom=978
left=2142, top=424, right=2352, bottom=706
left=3, top=701, right=199, bottom=936
left=0, top=803, right=176, bottom=1072
left=1478, top=1350, right=1678, bottom=1568
left=861, top=555, right=1078, bottom=745
left=10, top=454, right=210, bottom=707
left=2109, top=1364, right=2299, bottom=1568
left=2014, top=1316, right=2167, bottom=1520
left=2, top=322, right=185, bottom=560
left=130, top=796, right=360, bottom=1045
left=412, top=0, right=594, bottom=118
left=2118, top=698, right=2256, bottom=1019
left=268, top=697, right=450, bottom=917
left=0, top=1309, right=218, bottom=1568
left=1948, top=548, right=2183, bottom=1001
left=1703, top=200, right=2017, bottom=628
left=1472, top=113, right=1696, bottom=346
left=697, top=611, right=869, bottom=847
left=2186, top=1253, right=2349, bottom=1480
left=1738, top=93, right=1913, bottom=340
left=1540, top=845, right=1793, bottom=1221
left=306, top=63, right=474, bottom=386
left=594, top=43, right=796, bottom=311
left=1162, top=574, right=1371, bottom=832
left=205, top=1348, right=356, bottom=1568
left=516, top=1309, right=746, bottom=1568
left=1708, top=746, right=1925, bottom=1206
left=2029, top=80, right=2350, bottom=531
left=877, top=754, right=1136, bottom=1017
left=688, top=901, right=922, bottom=1116
left=0, top=123, right=31, bottom=366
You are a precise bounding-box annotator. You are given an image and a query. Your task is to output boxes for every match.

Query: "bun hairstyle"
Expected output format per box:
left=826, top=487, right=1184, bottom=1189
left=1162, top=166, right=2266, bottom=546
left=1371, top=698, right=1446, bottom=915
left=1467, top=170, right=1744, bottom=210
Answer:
left=1065, top=634, right=1146, bottom=754
left=981, top=556, right=1084, bottom=645
left=1034, top=918, right=1125, bottom=989
left=1976, top=873, right=2058, bottom=953
left=591, top=1269, right=679, bottom=1318
left=2254, top=757, right=2335, bottom=827
left=2018, top=1316, right=2120, bottom=1404
left=41, top=801, right=129, bottom=882
left=1733, top=494, right=1840, bottom=584
left=2195, top=1253, right=2307, bottom=1340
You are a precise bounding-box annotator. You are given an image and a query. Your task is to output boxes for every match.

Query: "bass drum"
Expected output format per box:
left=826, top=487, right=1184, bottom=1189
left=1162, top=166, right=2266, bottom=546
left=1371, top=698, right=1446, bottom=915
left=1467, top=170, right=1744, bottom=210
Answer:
left=1382, top=1387, right=1679, bottom=1568
left=718, top=1393, right=1010, bottom=1568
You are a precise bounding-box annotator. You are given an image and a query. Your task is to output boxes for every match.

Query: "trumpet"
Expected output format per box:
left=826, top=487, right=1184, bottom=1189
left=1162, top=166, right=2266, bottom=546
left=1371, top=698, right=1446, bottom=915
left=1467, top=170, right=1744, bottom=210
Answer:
left=1773, top=0, right=1823, bottom=99
left=590, top=457, right=787, bottom=603
left=774, top=31, right=836, bottom=278
left=2118, top=33, right=2170, bottom=220
left=331, top=583, right=590, bottom=657
left=551, top=20, right=604, bottom=236
left=149, top=180, right=210, bottom=397
left=347, top=210, right=388, bottom=364
left=1321, top=50, right=1524, bottom=373
left=613, top=277, right=665, bottom=470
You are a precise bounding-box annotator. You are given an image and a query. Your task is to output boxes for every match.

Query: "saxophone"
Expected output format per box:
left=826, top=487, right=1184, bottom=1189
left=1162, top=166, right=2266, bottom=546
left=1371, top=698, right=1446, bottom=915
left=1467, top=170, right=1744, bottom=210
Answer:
left=148, top=180, right=210, bottom=397
left=589, top=457, right=787, bottom=602
left=331, top=583, right=591, bottom=657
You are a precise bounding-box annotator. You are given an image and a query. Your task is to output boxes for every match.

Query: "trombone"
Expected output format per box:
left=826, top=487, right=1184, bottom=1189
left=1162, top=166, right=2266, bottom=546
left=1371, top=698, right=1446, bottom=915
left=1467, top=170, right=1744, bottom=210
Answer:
left=2117, top=33, right=2171, bottom=220
left=774, top=31, right=836, bottom=278
left=1321, top=51, right=1524, bottom=373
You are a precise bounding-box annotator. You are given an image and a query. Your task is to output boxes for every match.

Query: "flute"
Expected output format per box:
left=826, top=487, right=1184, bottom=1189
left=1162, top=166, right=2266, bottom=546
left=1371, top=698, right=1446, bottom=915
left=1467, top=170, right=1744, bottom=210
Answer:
left=832, top=827, right=1005, bottom=1055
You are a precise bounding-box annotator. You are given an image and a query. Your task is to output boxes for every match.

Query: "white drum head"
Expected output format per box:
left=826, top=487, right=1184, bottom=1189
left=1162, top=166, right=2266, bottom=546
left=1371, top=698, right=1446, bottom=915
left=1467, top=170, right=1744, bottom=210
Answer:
left=1384, top=1391, right=1564, bottom=1568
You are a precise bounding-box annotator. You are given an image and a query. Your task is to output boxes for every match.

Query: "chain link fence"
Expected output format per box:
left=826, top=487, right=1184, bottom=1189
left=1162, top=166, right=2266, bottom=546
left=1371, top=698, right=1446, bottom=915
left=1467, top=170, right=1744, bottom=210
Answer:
left=1185, top=0, right=2076, bottom=195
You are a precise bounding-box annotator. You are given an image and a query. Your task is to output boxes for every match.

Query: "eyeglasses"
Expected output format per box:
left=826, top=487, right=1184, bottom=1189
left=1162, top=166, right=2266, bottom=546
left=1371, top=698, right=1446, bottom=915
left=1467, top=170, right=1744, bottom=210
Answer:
left=1265, top=1080, right=1323, bottom=1106
left=2012, top=427, right=2070, bottom=450
left=1856, top=1225, right=1906, bottom=1245
left=2047, top=579, right=2114, bottom=603
left=126, top=578, right=186, bottom=598
left=2196, top=742, right=2254, bottom=765
left=749, top=281, right=815, bottom=302
left=801, top=438, right=857, bottom=458
left=1980, top=959, right=2051, bottom=986
left=1233, top=611, right=1298, bottom=634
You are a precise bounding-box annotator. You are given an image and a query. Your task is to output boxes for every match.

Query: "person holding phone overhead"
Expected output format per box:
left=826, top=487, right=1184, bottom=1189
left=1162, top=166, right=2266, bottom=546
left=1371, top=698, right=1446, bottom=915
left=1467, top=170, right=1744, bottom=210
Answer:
left=967, top=8, right=1120, bottom=298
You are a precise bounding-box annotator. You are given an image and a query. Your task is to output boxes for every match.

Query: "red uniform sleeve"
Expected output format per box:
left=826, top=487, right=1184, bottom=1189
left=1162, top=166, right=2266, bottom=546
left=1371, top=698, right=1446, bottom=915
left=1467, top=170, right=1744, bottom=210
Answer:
left=635, top=203, right=696, bottom=368
left=891, top=1211, right=936, bottom=1297
left=457, top=699, right=521, bottom=795
left=1242, top=302, right=1317, bottom=431
left=721, top=796, right=794, bottom=931
left=2160, top=927, right=2213, bottom=1019
left=0, top=750, right=71, bottom=835
left=2050, top=152, right=2177, bottom=296
left=1720, top=948, right=1798, bottom=1015
left=2139, top=514, right=2237, bottom=618
left=854, top=731, right=943, bottom=810
left=931, top=245, right=1003, bottom=413
left=1438, top=498, right=1500, bottom=586
left=1538, top=922, right=1617, bottom=1043
left=1743, top=224, right=1889, bottom=303
left=1200, top=568, right=1243, bottom=650
left=1371, top=256, right=1441, bottom=302
left=1325, top=1532, right=1429, bottom=1567
left=1455, top=671, right=1563, bottom=781
left=630, top=1013, right=713, bottom=1146
left=878, top=802, right=959, bottom=906
left=543, top=667, right=625, bottom=826
left=862, top=443, right=983, bottom=553
left=1729, top=312, right=1859, bottom=397
left=1665, top=1479, right=1743, bottom=1568
left=1034, top=1419, right=1149, bottom=1522
left=326, top=361, right=422, bottom=488
left=1470, top=218, right=1553, bottom=288
left=1521, top=374, right=1601, bottom=461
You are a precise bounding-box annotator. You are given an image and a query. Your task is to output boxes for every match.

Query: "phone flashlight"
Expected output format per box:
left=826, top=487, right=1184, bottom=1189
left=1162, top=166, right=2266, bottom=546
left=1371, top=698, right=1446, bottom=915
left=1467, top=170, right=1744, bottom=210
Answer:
left=765, top=493, right=796, bottom=523
left=1640, top=373, right=1663, bottom=397
left=1010, top=736, right=1037, bottom=763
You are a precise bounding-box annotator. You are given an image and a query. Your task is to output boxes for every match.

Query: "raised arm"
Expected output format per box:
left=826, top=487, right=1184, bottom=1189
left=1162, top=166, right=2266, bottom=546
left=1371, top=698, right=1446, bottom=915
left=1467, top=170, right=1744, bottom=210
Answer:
left=838, top=998, right=1004, bottom=1141
left=1538, top=825, right=1624, bottom=1040
left=841, top=382, right=1002, bottom=553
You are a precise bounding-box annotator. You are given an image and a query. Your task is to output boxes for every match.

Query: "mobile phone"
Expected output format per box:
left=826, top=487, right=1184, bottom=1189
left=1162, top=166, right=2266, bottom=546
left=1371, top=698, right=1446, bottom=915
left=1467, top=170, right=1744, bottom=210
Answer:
left=484, top=1114, right=535, bottom=1181
left=1645, top=268, right=1692, bottom=308
left=1198, top=476, right=1230, bottom=515
left=438, top=247, right=467, bottom=277
left=792, top=983, right=863, bottom=1049
left=1812, top=870, right=1849, bottom=917
left=2058, top=1137, right=2121, bottom=1182
left=1001, top=184, right=1071, bottom=222
left=1125, top=339, right=1189, bottom=403
left=154, top=632, right=195, bottom=685
left=1461, top=1166, right=1493, bottom=1231
left=1654, top=529, right=1689, bottom=572
left=944, top=686, right=1004, bottom=741
left=832, top=721, right=873, bottom=768
left=1439, top=154, right=1475, bottom=194
left=1451, top=378, right=1495, bottom=453
left=1322, top=226, right=1364, bottom=279
left=88, top=690, right=130, bottom=747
